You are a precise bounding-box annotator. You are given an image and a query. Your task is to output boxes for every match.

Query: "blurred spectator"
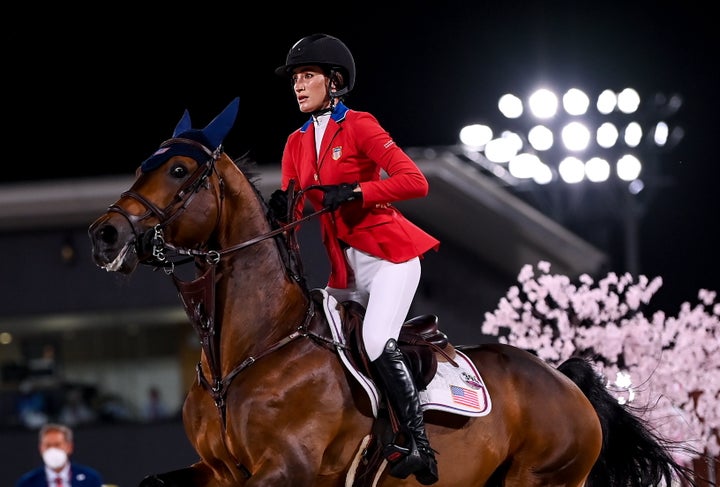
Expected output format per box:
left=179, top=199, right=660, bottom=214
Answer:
left=96, top=393, right=134, bottom=423
left=15, top=422, right=103, bottom=487
left=28, top=344, right=59, bottom=380
left=58, top=389, right=96, bottom=427
left=142, top=386, right=169, bottom=422
left=16, top=382, right=49, bottom=429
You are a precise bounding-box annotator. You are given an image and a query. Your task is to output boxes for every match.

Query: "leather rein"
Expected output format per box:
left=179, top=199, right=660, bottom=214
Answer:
left=107, top=138, right=334, bottom=427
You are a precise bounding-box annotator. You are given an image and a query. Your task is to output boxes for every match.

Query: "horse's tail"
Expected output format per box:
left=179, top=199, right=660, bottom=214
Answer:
left=557, top=357, right=703, bottom=487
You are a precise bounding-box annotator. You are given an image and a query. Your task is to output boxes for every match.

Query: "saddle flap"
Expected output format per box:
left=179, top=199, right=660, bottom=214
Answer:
left=329, top=293, right=453, bottom=390
left=401, top=315, right=448, bottom=348
left=312, top=288, right=490, bottom=421
left=398, top=315, right=450, bottom=389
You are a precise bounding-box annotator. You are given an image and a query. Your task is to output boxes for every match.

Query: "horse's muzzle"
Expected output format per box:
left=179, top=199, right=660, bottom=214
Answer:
left=88, top=213, right=143, bottom=274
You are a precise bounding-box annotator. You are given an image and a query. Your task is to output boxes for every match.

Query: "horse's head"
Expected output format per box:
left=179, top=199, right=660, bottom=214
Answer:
left=88, top=98, right=240, bottom=274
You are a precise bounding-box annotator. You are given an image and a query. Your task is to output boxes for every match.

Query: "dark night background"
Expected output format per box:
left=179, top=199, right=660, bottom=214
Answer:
left=4, top=2, right=718, bottom=312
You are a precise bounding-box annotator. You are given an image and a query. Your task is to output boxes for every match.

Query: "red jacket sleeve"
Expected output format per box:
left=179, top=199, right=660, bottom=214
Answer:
left=348, top=112, right=429, bottom=207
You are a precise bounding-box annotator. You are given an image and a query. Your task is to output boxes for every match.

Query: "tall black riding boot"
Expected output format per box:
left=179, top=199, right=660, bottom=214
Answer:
left=372, top=338, right=438, bottom=485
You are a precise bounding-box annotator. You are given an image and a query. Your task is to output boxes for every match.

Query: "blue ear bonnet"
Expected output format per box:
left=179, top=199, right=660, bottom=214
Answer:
left=141, top=97, right=240, bottom=172
left=141, top=131, right=213, bottom=172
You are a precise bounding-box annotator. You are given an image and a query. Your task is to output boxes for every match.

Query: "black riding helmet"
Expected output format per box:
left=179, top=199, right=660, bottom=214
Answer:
left=275, top=33, right=356, bottom=99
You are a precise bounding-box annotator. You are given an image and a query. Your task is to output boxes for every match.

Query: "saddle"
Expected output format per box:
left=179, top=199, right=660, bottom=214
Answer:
left=310, top=290, right=458, bottom=487
left=311, top=291, right=456, bottom=389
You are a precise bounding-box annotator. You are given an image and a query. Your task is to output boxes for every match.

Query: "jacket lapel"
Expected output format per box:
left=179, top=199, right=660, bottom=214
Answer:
left=318, top=120, right=341, bottom=167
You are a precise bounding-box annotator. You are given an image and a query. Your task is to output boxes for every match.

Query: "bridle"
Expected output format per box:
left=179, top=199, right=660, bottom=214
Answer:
left=104, top=138, right=337, bottom=450
left=106, top=137, right=224, bottom=269
left=107, top=136, right=329, bottom=273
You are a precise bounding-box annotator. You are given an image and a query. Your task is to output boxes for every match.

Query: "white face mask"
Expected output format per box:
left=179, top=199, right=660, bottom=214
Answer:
left=42, top=447, right=68, bottom=470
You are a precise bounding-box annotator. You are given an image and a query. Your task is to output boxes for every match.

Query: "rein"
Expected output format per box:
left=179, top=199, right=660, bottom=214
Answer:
left=109, top=136, right=330, bottom=271
left=158, top=203, right=329, bottom=266
left=113, top=139, right=336, bottom=435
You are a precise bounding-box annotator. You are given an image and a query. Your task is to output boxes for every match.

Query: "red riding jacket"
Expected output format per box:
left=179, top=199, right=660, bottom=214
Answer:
left=280, top=102, right=440, bottom=288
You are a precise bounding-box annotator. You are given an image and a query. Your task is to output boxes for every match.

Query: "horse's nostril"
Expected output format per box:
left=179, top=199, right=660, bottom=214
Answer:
left=99, top=224, right=119, bottom=245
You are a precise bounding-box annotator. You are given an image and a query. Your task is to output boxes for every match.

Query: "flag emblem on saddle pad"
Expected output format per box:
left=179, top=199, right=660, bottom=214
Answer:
left=450, top=385, right=480, bottom=408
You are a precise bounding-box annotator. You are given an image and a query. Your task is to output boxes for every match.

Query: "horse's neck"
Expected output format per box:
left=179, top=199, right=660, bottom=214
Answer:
left=212, top=162, right=308, bottom=345
left=215, top=164, right=283, bottom=279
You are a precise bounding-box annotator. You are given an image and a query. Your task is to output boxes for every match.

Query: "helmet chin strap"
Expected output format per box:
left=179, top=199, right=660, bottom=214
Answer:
left=312, top=106, right=333, bottom=117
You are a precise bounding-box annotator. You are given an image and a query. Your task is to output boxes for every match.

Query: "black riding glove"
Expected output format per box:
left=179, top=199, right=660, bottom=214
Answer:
left=268, top=188, right=289, bottom=221
left=320, top=182, right=360, bottom=211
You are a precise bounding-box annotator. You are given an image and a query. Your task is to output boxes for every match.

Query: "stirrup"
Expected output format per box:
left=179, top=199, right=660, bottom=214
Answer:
left=384, top=437, right=437, bottom=483
left=382, top=441, right=411, bottom=464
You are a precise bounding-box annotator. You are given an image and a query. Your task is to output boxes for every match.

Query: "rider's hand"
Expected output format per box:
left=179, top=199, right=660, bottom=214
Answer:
left=319, top=183, right=360, bottom=211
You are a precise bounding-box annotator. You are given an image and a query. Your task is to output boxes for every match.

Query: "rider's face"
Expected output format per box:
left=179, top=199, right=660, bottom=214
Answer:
left=291, top=65, right=331, bottom=114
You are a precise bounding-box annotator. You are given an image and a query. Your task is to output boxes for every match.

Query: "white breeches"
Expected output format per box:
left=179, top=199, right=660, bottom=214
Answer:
left=326, top=247, right=421, bottom=361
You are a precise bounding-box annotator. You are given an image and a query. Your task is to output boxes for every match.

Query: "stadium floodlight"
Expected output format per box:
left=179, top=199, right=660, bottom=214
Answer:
left=457, top=86, right=683, bottom=276
left=459, top=86, right=682, bottom=187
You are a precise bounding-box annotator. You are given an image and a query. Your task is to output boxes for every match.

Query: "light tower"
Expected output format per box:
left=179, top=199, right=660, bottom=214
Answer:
left=458, top=86, right=683, bottom=275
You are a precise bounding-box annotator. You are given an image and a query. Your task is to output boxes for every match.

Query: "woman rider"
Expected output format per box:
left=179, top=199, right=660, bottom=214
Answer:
left=270, top=33, right=441, bottom=485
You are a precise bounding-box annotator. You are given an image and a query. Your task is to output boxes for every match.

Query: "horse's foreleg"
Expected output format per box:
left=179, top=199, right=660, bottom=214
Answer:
left=138, top=462, right=215, bottom=487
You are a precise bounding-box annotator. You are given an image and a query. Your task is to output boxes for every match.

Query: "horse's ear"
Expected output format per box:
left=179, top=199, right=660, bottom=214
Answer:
left=172, top=110, right=192, bottom=137
left=203, top=97, right=240, bottom=149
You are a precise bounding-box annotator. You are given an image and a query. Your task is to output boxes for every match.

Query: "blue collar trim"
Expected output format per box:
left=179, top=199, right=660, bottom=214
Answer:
left=300, top=102, right=349, bottom=133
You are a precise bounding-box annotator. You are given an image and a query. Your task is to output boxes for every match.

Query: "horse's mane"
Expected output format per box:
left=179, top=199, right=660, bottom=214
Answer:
left=232, top=153, right=263, bottom=191
left=230, top=153, right=274, bottom=214
left=230, top=152, right=308, bottom=291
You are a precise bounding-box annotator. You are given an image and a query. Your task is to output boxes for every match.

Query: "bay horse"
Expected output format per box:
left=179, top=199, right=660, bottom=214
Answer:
left=88, top=98, right=699, bottom=487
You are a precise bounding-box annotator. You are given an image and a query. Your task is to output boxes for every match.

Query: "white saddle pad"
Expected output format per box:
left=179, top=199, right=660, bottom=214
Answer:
left=317, top=289, right=492, bottom=418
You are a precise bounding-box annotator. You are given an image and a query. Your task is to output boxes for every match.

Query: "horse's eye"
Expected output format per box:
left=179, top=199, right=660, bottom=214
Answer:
left=170, top=164, right=189, bottom=179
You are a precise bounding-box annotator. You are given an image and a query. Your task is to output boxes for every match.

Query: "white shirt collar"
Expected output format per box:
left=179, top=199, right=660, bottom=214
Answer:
left=312, top=111, right=331, bottom=126
left=45, top=464, right=70, bottom=485
left=313, top=112, right=331, bottom=157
